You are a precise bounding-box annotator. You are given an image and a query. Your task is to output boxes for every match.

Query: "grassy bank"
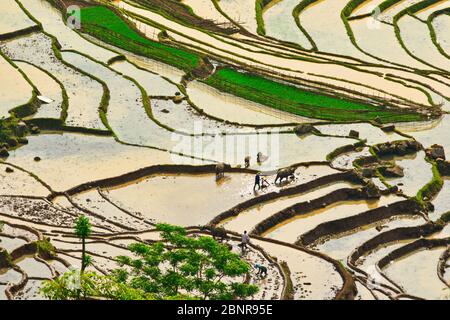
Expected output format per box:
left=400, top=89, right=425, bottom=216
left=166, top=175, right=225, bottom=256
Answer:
left=79, top=6, right=201, bottom=71
left=203, top=68, right=425, bottom=122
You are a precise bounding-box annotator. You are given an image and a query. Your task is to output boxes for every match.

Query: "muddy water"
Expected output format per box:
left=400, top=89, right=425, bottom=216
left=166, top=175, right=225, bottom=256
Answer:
left=263, top=0, right=313, bottom=49
left=15, top=61, right=62, bottom=119
left=151, top=98, right=251, bottom=133
left=110, top=60, right=179, bottom=97
left=384, top=247, right=450, bottom=299
left=432, top=14, right=450, bottom=56
left=314, top=216, right=426, bottom=261
left=0, top=268, right=22, bottom=284
left=0, top=163, right=50, bottom=197
left=415, top=0, right=450, bottom=20
left=331, top=148, right=372, bottom=170
left=7, top=133, right=174, bottom=191
left=52, top=51, right=354, bottom=168
left=398, top=15, right=450, bottom=71
left=215, top=0, right=259, bottom=33
left=357, top=242, right=407, bottom=270
left=397, top=116, right=450, bottom=158
left=19, top=0, right=117, bottom=63
left=0, top=236, right=27, bottom=253
left=55, top=252, right=79, bottom=269
left=15, top=256, right=52, bottom=279
left=48, top=260, right=68, bottom=276
left=72, top=190, right=148, bottom=229
left=239, top=243, right=283, bottom=300
left=0, top=0, right=36, bottom=35
left=60, top=51, right=177, bottom=147
left=116, top=1, right=430, bottom=106
left=186, top=81, right=298, bottom=125
left=355, top=281, right=376, bottom=300
left=263, top=195, right=399, bottom=243
left=1, top=33, right=106, bottom=130
left=430, top=223, right=450, bottom=239
left=221, top=182, right=354, bottom=233
left=53, top=239, right=130, bottom=259
left=14, top=279, right=46, bottom=300
left=318, top=123, right=405, bottom=145
left=103, top=173, right=257, bottom=226
left=429, top=178, right=450, bottom=221
left=0, top=55, right=33, bottom=118
left=383, top=151, right=432, bottom=197
left=253, top=239, right=343, bottom=300
left=0, top=285, right=6, bottom=300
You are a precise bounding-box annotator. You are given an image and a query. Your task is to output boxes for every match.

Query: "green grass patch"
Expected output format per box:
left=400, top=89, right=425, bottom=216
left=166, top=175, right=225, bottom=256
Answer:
left=79, top=6, right=201, bottom=71
left=203, top=68, right=425, bottom=122
left=416, top=160, right=443, bottom=205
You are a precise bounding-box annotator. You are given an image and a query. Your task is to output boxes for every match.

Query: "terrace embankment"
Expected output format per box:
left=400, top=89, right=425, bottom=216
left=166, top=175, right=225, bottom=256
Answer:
left=251, top=187, right=371, bottom=236
left=191, top=227, right=355, bottom=300
left=209, top=170, right=363, bottom=226
left=378, top=237, right=450, bottom=269
left=57, top=164, right=259, bottom=199
left=298, top=199, right=423, bottom=246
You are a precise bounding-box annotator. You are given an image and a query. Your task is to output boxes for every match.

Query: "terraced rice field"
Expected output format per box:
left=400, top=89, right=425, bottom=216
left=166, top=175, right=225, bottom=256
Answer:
left=0, top=0, right=449, bottom=301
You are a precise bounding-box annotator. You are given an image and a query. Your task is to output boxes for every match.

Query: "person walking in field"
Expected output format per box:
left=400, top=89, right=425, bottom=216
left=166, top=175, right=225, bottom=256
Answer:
left=254, top=264, right=268, bottom=278
left=241, top=230, right=250, bottom=253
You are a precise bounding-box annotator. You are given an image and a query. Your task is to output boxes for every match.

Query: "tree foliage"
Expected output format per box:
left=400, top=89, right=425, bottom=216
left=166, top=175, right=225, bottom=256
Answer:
left=114, top=224, right=258, bottom=300
left=41, top=224, right=258, bottom=300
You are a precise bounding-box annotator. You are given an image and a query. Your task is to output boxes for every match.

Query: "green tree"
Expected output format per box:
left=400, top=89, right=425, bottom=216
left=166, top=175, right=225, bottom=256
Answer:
left=74, top=215, right=92, bottom=274
left=41, top=224, right=258, bottom=300
left=114, top=224, right=258, bottom=300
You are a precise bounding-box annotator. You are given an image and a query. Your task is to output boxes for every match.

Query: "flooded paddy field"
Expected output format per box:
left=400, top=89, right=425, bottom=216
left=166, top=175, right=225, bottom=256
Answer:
left=0, top=55, right=33, bottom=118
left=1, top=0, right=450, bottom=301
left=15, top=61, right=63, bottom=119
left=1, top=33, right=106, bottom=130
left=263, top=195, right=400, bottom=243
left=0, top=0, right=36, bottom=37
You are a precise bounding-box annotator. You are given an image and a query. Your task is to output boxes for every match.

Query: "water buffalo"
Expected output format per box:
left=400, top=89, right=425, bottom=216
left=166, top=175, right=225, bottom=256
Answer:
left=201, top=226, right=229, bottom=242
left=274, top=167, right=296, bottom=184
